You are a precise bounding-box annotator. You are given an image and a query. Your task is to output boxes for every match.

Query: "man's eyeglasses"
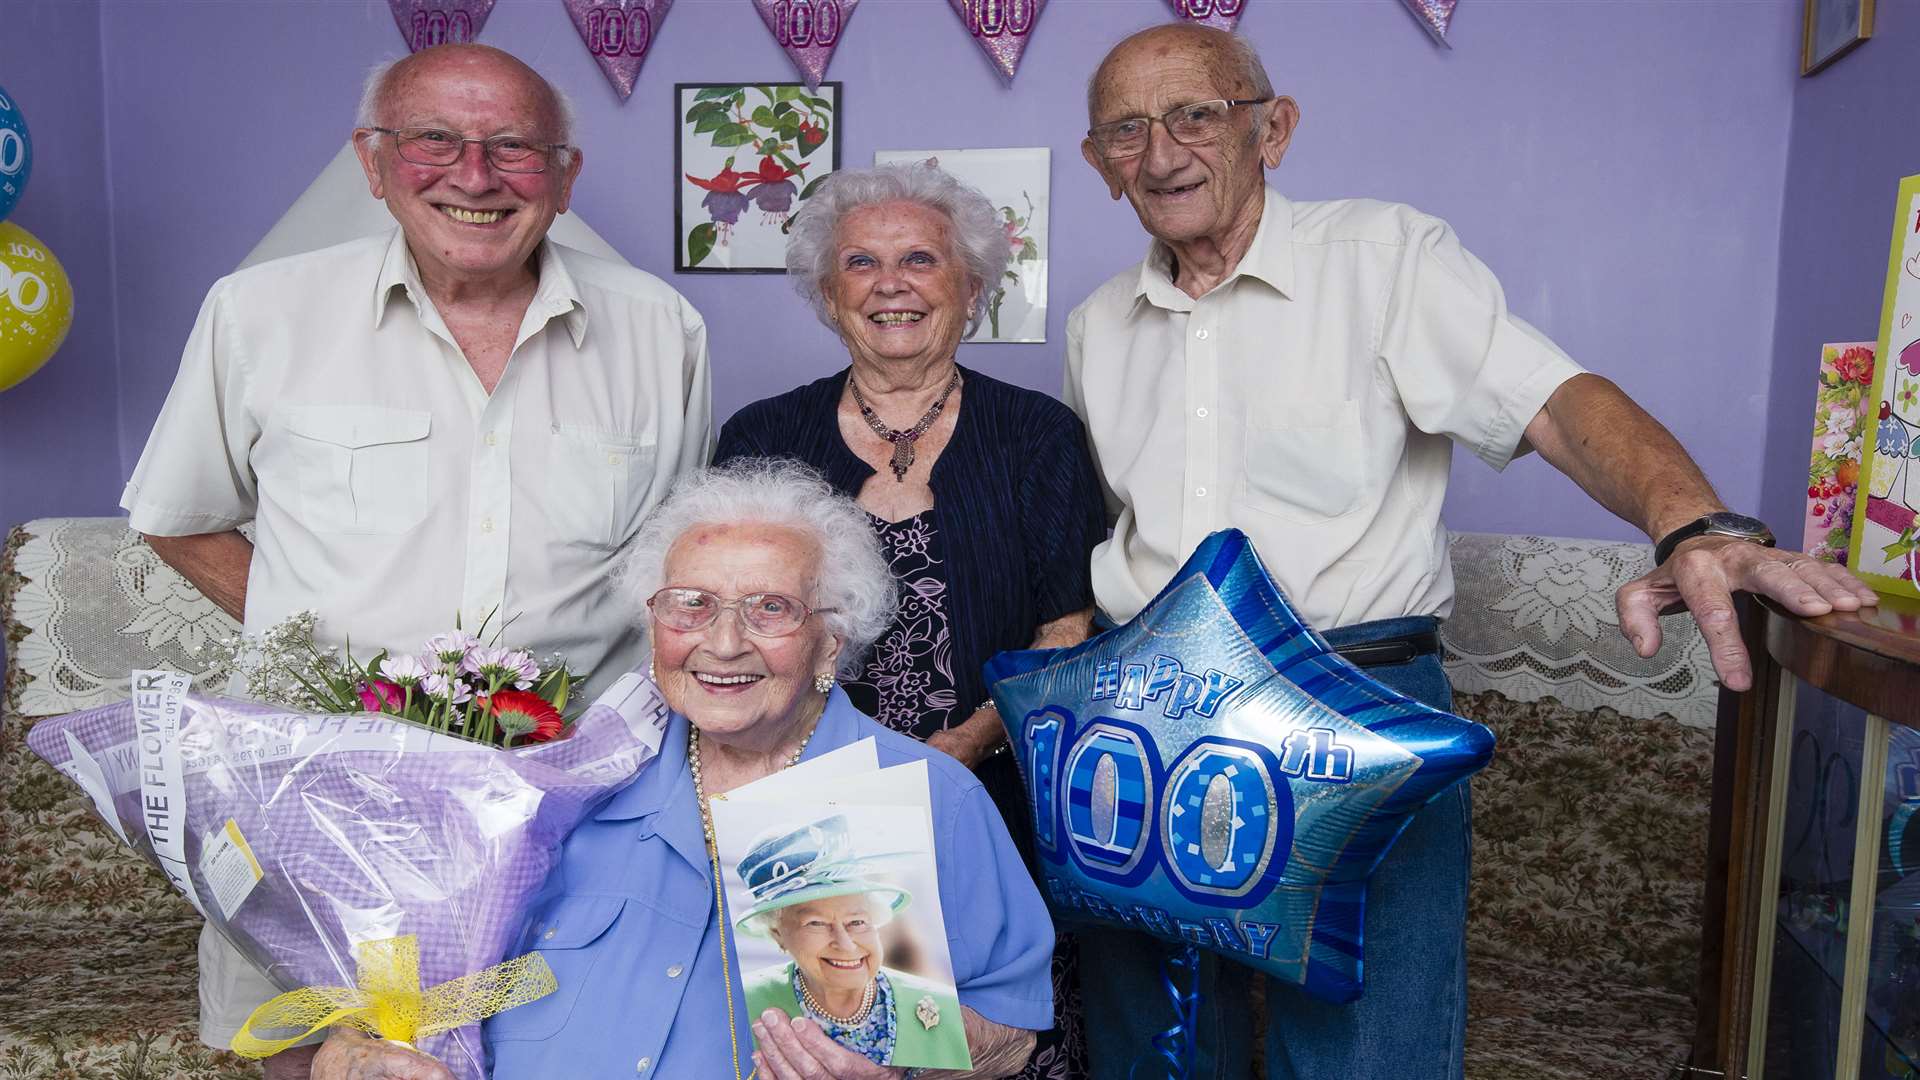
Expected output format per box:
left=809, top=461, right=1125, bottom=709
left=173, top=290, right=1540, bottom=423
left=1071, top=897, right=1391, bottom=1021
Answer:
left=646, top=587, right=838, bottom=638
left=1086, top=99, right=1270, bottom=160
left=370, top=126, right=571, bottom=174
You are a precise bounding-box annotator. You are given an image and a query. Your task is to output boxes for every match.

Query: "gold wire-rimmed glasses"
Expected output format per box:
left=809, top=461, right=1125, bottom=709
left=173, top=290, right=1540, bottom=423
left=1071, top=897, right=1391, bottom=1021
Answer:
left=369, top=126, right=571, bottom=174
left=646, top=587, right=839, bottom=638
left=1086, top=98, right=1271, bottom=160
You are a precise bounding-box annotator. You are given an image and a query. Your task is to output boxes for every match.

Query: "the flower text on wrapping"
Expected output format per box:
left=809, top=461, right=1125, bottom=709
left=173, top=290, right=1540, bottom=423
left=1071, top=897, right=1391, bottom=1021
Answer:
left=1090, top=656, right=1244, bottom=720
left=132, top=670, right=200, bottom=912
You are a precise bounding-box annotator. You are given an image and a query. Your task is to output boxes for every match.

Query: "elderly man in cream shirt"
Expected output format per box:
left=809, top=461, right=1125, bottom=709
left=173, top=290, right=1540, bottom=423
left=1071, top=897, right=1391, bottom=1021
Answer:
left=1064, top=23, right=1875, bottom=1080
left=121, top=44, right=710, bottom=1079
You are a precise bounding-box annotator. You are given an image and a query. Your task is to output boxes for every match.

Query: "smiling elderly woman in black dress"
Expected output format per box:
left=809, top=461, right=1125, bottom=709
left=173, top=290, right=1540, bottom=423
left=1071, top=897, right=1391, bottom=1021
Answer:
left=714, top=163, right=1105, bottom=1078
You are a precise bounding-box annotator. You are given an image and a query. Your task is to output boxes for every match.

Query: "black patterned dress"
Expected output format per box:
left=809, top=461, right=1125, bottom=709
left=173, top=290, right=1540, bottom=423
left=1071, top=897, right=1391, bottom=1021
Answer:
left=843, top=511, right=1090, bottom=1080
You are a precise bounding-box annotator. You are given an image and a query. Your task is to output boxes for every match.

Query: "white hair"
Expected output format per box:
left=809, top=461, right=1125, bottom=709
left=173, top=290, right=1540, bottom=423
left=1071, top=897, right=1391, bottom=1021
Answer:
left=355, top=49, right=578, bottom=164
left=617, top=459, right=896, bottom=677
left=785, top=163, right=1012, bottom=339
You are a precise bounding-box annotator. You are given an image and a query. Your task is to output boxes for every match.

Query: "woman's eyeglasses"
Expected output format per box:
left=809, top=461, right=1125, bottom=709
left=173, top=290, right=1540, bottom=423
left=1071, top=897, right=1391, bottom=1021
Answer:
left=647, top=587, right=837, bottom=638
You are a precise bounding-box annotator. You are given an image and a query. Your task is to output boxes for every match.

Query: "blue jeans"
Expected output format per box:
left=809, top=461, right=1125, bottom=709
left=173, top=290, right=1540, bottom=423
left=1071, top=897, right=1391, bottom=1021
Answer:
left=1078, top=616, right=1469, bottom=1080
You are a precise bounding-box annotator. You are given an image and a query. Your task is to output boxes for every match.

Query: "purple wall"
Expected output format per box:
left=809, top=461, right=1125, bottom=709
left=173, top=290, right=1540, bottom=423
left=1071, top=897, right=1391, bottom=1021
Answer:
left=5, top=0, right=1802, bottom=546
left=0, top=0, right=121, bottom=524
left=1762, top=6, right=1909, bottom=546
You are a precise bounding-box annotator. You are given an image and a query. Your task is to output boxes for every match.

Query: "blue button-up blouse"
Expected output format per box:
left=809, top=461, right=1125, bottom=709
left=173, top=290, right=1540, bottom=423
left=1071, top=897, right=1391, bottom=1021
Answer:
left=484, top=690, right=1056, bottom=1077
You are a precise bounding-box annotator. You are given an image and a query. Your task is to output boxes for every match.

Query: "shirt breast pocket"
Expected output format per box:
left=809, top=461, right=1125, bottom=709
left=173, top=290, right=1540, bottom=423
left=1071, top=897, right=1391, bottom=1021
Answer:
left=281, top=406, right=433, bottom=535
left=485, top=895, right=627, bottom=1043
left=546, top=425, right=658, bottom=549
left=1237, top=399, right=1366, bottom=524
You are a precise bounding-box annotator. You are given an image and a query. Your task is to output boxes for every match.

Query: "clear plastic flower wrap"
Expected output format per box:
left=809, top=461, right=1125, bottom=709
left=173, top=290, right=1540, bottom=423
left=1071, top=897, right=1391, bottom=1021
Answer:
left=25, top=668, right=670, bottom=1079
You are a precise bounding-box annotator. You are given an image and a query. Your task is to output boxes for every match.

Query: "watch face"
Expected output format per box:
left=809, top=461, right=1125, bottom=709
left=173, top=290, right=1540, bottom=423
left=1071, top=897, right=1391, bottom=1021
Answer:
left=1705, top=512, right=1771, bottom=538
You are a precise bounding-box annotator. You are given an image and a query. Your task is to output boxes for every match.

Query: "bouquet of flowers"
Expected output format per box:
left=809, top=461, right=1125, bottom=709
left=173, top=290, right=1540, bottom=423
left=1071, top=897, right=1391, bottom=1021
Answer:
left=26, top=617, right=669, bottom=1079
left=203, top=610, right=578, bottom=748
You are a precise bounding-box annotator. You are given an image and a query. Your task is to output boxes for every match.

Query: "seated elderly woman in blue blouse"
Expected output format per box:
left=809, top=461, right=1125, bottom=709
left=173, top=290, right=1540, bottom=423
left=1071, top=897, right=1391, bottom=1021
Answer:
left=715, top=165, right=1105, bottom=1074
left=310, top=459, right=1054, bottom=1080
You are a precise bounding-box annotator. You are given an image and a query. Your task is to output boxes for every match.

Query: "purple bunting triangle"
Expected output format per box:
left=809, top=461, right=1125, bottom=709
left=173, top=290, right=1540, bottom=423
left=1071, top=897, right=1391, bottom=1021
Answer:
left=1164, top=0, right=1243, bottom=32
left=948, top=0, right=1047, bottom=84
left=564, top=0, right=675, bottom=101
left=388, top=0, right=496, bottom=52
left=754, top=0, right=859, bottom=91
left=1399, top=0, right=1457, bottom=47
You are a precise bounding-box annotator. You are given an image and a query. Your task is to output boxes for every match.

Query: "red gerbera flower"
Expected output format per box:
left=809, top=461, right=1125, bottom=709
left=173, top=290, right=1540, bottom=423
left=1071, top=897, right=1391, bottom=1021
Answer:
left=483, top=690, right=565, bottom=745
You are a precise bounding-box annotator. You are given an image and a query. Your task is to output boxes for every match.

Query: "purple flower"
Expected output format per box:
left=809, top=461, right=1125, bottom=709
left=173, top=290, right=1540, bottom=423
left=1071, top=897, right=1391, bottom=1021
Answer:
left=747, top=179, right=797, bottom=214
left=703, top=189, right=749, bottom=225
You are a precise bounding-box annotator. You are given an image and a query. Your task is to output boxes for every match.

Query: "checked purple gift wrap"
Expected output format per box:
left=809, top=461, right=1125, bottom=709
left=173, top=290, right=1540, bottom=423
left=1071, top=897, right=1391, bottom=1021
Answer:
left=26, top=668, right=671, bottom=1079
left=985, top=529, right=1494, bottom=1005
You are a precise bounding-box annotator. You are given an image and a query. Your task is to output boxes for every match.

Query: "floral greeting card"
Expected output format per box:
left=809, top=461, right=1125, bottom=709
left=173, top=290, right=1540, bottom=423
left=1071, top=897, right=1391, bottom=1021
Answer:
left=1805, top=342, right=1875, bottom=563
left=1851, top=174, right=1920, bottom=597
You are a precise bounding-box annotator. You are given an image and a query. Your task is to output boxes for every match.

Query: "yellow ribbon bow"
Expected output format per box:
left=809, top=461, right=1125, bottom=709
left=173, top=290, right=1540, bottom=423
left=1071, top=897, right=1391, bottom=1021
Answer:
left=230, top=935, right=558, bottom=1059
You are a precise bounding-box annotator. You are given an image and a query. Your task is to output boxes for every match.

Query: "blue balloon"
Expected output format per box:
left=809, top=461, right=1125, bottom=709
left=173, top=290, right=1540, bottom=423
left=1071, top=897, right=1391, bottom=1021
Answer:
left=0, top=84, right=30, bottom=223
left=985, top=529, right=1494, bottom=1003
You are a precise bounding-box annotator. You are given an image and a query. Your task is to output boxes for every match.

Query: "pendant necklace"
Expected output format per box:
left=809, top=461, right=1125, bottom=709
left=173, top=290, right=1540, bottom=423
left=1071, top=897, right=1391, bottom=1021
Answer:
left=691, top=716, right=820, bottom=1080
left=848, top=368, right=961, bottom=482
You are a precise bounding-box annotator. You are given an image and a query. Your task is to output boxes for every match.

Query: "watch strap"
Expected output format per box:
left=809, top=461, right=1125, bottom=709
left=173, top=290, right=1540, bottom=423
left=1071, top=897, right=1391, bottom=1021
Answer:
left=1654, top=514, right=1775, bottom=566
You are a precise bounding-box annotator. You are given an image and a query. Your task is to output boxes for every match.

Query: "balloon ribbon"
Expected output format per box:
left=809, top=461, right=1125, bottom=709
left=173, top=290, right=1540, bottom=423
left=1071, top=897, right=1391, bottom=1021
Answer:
left=230, top=934, right=557, bottom=1059
left=1131, top=942, right=1203, bottom=1079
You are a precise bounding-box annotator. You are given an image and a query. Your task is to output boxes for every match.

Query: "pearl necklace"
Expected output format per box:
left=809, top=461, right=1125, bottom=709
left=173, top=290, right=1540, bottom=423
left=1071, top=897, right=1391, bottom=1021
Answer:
left=795, top=965, right=877, bottom=1026
left=690, top=718, right=819, bottom=1080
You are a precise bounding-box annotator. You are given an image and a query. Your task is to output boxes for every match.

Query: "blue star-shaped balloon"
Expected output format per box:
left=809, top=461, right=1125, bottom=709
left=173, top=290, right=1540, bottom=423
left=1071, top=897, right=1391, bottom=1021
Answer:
left=985, top=529, right=1493, bottom=1003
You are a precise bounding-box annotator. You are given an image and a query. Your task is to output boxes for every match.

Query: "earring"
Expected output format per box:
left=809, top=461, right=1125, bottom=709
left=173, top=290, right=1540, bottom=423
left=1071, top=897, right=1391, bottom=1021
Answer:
left=648, top=659, right=656, bottom=681
left=814, top=672, right=835, bottom=694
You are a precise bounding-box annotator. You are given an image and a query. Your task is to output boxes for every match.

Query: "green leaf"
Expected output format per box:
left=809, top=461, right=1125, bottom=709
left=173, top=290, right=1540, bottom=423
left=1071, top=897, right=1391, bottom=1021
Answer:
left=711, top=123, right=755, bottom=147
left=752, top=105, right=778, bottom=128
left=696, top=85, right=744, bottom=101
left=1019, top=238, right=1039, bottom=261
left=693, top=108, right=730, bottom=135
left=798, top=174, right=829, bottom=201
left=773, top=101, right=794, bottom=118
left=775, top=85, right=806, bottom=103
left=804, top=95, right=834, bottom=112
left=685, top=100, right=726, bottom=124
left=688, top=222, right=716, bottom=266
left=552, top=670, right=571, bottom=714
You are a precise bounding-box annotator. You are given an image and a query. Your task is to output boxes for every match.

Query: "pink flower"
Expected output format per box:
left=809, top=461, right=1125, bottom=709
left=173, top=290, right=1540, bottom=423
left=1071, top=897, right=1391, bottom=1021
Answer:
left=1003, top=219, right=1022, bottom=253
left=357, top=679, right=403, bottom=712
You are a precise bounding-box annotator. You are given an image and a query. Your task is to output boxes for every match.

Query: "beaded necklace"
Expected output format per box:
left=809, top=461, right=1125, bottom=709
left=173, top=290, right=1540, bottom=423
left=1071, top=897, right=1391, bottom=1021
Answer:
left=690, top=717, right=819, bottom=1080
left=849, top=368, right=961, bottom=482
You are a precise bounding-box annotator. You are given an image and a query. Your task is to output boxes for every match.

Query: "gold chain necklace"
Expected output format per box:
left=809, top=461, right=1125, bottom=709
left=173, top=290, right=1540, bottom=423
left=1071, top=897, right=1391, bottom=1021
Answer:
left=690, top=719, right=819, bottom=1080
left=848, top=368, right=961, bottom=482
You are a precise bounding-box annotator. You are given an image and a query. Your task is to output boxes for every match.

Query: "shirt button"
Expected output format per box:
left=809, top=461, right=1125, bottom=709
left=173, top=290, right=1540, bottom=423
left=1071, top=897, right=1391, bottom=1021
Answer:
left=541, top=927, right=555, bottom=940
left=1195, top=407, right=1209, bottom=418
left=485, top=431, right=498, bottom=447
left=1195, top=486, right=1208, bottom=497
left=481, top=517, right=495, bottom=534
left=607, top=453, right=620, bottom=465
left=636, top=1057, right=651, bottom=1073
left=666, top=964, right=683, bottom=979
left=1195, top=328, right=1209, bottom=340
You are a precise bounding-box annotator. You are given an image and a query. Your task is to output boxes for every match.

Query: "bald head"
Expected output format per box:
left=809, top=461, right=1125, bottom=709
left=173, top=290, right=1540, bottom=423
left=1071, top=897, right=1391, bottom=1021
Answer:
left=358, top=44, right=575, bottom=149
left=1086, top=24, right=1273, bottom=123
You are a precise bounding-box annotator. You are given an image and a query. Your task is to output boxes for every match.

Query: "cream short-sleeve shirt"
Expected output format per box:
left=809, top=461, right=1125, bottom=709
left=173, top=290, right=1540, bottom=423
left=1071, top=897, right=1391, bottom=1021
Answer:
left=123, top=229, right=713, bottom=704
left=1065, top=188, right=1583, bottom=629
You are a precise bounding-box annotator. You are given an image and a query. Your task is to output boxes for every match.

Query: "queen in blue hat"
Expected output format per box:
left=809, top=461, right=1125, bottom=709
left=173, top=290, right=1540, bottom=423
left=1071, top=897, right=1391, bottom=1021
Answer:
left=737, top=813, right=970, bottom=1070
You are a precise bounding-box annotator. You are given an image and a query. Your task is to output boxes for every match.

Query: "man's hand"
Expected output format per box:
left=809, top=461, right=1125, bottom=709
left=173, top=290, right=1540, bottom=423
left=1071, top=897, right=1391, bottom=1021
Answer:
left=752, top=1010, right=907, bottom=1080
left=1616, top=536, right=1879, bottom=691
left=311, top=1029, right=454, bottom=1080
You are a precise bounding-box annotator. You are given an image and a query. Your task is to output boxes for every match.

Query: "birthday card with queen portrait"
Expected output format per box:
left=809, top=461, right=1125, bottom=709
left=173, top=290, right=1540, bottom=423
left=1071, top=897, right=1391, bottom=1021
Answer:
left=707, top=742, right=973, bottom=1072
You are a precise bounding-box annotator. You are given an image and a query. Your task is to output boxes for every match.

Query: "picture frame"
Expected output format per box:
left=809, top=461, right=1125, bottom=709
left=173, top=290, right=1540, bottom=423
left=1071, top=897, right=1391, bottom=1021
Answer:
left=873, top=147, right=1050, bottom=343
left=1845, top=173, right=1920, bottom=599
left=1801, top=0, right=1873, bottom=77
left=674, top=81, right=841, bottom=273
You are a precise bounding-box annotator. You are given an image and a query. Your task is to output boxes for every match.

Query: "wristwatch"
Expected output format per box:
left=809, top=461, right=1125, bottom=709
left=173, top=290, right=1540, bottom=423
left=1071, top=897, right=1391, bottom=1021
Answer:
left=1653, top=512, right=1775, bottom=566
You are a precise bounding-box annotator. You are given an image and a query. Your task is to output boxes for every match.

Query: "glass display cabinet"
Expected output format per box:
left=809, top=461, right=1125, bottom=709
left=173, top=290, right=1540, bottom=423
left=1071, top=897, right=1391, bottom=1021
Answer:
left=1687, top=597, right=1920, bottom=1080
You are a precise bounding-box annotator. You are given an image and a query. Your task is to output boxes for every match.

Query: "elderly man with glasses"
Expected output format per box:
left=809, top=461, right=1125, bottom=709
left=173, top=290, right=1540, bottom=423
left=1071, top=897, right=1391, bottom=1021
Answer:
left=1064, top=23, right=1875, bottom=1080
left=120, top=43, right=711, bottom=1079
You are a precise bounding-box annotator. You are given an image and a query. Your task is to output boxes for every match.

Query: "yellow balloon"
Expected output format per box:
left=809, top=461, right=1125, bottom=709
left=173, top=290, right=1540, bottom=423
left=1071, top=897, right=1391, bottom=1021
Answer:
left=0, top=220, right=74, bottom=392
